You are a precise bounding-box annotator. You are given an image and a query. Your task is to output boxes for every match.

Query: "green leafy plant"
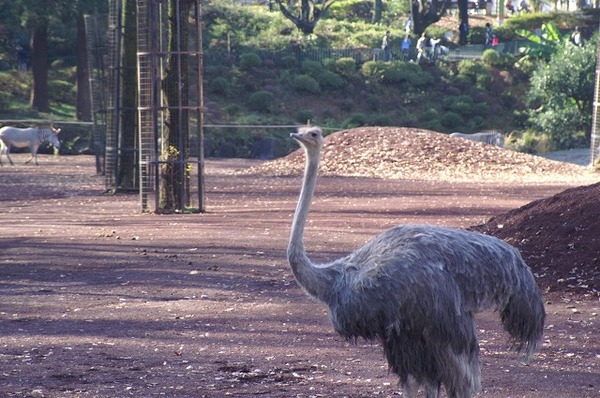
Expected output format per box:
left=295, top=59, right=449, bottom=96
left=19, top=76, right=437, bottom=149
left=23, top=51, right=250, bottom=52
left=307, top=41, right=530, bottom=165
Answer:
left=248, top=90, right=275, bottom=112
left=291, top=74, right=321, bottom=94
left=516, top=21, right=565, bottom=61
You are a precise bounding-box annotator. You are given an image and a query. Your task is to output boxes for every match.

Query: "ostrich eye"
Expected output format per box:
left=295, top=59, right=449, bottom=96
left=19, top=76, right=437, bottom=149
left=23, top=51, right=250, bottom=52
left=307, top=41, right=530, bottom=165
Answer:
left=311, top=132, right=318, bottom=137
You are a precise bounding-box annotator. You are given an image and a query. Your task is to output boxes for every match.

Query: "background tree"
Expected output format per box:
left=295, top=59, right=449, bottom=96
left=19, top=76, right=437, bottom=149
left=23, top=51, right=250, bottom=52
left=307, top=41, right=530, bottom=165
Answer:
left=411, top=0, right=452, bottom=36
left=274, top=0, right=337, bottom=35
left=22, top=0, right=57, bottom=112
left=527, top=38, right=597, bottom=148
left=118, top=0, right=138, bottom=189
left=372, top=0, right=383, bottom=23
left=159, top=0, right=195, bottom=210
left=75, top=0, right=107, bottom=121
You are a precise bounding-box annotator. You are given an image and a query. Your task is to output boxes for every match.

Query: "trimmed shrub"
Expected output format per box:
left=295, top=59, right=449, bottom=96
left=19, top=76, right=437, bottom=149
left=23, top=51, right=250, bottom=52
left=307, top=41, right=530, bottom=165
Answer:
left=239, top=52, right=262, bottom=70
left=291, top=74, right=321, bottom=94
left=248, top=90, right=275, bottom=112
left=456, top=60, right=492, bottom=90
left=335, top=57, right=357, bottom=77
left=315, top=70, right=345, bottom=91
left=208, top=77, right=231, bottom=95
left=360, top=61, right=433, bottom=89
left=482, top=48, right=501, bottom=67
left=301, top=60, right=324, bottom=76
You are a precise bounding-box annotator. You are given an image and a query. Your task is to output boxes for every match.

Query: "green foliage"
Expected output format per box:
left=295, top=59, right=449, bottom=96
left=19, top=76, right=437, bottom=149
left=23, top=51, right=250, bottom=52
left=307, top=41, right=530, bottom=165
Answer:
left=316, top=69, right=346, bottom=91
left=0, top=92, right=11, bottom=112
left=440, top=112, right=464, bottom=130
left=208, top=77, right=231, bottom=95
left=455, top=60, right=491, bottom=91
left=360, top=61, right=433, bottom=89
left=291, top=74, right=321, bottom=94
left=223, top=103, right=243, bottom=117
left=239, top=52, right=262, bottom=70
left=516, top=21, right=565, bottom=61
left=294, top=108, right=314, bottom=124
left=334, top=57, right=357, bottom=77
left=297, top=60, right=344, bottom=90
left=0, top=71, right=31, bottom=101
left=343, top=112, right=370, bottom=128
left=48, top=80, right=75, bottom=104
left=527, top=39, right=596, bottom=148
left=205, top=4, right=295, bottom=50
left=247, top=90, right=275, bottom=112
left=481, top=48, right=501, bottom=67
left=506, top=130, right=552, bottom=154
left=327, top=0, right=371, bottom=23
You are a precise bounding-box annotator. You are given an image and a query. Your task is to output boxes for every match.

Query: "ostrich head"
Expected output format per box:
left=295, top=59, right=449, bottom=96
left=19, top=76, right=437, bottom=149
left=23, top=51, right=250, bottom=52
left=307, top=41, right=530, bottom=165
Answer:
left=291, top=126, right=323, bottom=155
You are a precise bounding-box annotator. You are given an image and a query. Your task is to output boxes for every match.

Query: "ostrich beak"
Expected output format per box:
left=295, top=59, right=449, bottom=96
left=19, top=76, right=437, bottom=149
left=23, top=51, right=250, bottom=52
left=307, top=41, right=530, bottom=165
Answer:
left=290, top=132, right=305, bottom=144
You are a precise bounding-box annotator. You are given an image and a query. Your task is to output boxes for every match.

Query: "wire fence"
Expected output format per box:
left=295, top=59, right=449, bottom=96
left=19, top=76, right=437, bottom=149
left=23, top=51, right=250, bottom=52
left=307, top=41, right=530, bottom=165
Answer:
left=204, top=41, right=524, bottom=67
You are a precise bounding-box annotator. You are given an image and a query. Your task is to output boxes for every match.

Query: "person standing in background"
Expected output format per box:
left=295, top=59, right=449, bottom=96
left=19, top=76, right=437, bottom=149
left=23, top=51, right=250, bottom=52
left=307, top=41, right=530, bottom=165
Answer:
left=382, top=30, right=392, bottom=61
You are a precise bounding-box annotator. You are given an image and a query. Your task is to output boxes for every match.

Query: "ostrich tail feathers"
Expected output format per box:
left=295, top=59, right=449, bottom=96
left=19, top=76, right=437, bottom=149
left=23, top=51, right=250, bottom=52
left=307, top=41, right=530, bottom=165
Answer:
left=500, top=285, right=546, bottom=359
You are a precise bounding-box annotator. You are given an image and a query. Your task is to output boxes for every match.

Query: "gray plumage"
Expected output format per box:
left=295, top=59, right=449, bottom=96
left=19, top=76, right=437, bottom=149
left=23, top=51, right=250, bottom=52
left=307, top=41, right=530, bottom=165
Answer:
left=287, top=126, right=545, bottom=398
left=450, top=130, right=505, bottom=147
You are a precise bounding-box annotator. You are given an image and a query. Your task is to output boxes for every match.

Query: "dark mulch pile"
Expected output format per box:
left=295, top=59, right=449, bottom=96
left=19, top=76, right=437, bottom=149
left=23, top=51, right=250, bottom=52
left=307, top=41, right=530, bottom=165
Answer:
left=472, top=182, right=600, bottom=296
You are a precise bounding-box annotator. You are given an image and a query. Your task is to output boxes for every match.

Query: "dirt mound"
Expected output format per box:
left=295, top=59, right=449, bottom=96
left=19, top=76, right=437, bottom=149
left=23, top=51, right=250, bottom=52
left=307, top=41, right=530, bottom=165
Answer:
left=250, top=127, right=595, bottom=183
left=472, top=182, right=600, bottom=295
left=250, top=126, right=600, bottom=295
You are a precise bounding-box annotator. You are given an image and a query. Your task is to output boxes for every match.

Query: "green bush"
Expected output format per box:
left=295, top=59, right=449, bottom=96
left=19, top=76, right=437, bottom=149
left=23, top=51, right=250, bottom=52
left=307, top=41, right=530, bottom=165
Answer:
left=456, top=60, right=491, bottom=90
left=0, top=92, right=11, bottom=112
left=239, top=52, right=262, bottom=70
left=482, top=48, right=501, bottom=67
left=360, top=61, right=433, bottom=89
left=440, top=112, right=464, bottom=130
left=506, top=129, right=552, bottom=154
left=315, top=70, right=345, bottom=91
left=335, top=57, right=357, bottom=77
left=299, top=60, right=345, bottom=91
left=294, top=108, right=314, bottom=124
left=208, top=77, right=231, bottom=95
left=48, top=80, right=75, bottom=104
left=344, top=112, right=370, bottom=128
left=248, top=90, right=275, bottom=112
left=223, top=103, right=242, bottom=116
left=301, top=60, right=324, bottom=76
left=421, top=107, right=439, bottom=120
left=291, top=74, right=321, bottom=94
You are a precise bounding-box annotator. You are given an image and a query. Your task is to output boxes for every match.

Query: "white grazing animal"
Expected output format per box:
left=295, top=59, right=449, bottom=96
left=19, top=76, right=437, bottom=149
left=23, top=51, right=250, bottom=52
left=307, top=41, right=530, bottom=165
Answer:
left=0, top=126, right=61, bottom=166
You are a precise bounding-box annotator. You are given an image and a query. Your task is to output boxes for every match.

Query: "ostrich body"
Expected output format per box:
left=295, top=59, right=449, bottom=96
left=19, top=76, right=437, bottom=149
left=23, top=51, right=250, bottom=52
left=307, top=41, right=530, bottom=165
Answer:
left=287, top=126, right=545, bottom=398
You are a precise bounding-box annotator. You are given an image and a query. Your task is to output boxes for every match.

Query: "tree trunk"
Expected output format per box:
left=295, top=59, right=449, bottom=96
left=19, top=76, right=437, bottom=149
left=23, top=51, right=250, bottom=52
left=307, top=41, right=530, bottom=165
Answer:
left=118, top=0, right=138, bottom=189
left=76, top=14, right=92, bottom=122
left=159, top=0, right=193, bottom=211
left=458, top=0, right=469, bottom=27
left=411, top=0, right=449, bottom=36
left=372, top=0, right=383, bottom=23
left=30, top=24, right=49, bottom=113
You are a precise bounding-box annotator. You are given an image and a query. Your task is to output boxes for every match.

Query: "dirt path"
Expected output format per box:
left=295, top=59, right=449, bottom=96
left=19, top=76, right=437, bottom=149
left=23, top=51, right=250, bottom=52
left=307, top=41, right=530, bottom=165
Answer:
left=0, top=154, right=598, bottom=397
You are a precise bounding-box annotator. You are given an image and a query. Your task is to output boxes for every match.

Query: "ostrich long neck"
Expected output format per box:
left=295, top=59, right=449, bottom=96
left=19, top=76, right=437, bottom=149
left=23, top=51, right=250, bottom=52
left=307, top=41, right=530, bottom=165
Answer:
left=288, top=146, right=334, bottom=303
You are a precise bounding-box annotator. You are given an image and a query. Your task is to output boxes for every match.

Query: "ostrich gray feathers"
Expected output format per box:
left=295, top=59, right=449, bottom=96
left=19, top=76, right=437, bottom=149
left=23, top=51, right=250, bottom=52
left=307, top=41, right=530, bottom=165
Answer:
left=287, top=126, right=545, bottom=398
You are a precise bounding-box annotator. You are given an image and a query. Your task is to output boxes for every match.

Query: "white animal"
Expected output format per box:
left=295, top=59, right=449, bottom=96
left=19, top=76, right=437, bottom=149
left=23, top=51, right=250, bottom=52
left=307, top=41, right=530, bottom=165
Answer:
left=450, top=130, right=505, bottom=147
left=0, top=126, right=61, bottom=166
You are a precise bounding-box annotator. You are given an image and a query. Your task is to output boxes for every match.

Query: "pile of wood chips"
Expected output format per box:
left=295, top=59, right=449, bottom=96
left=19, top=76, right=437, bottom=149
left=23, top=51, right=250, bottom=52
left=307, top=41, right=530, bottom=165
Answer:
left=249, top=127, right=597, bottom=184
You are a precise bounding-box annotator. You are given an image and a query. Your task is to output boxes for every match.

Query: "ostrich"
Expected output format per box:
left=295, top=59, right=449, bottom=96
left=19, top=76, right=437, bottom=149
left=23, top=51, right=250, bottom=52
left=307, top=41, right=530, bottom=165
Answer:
left=287, top=126, right=545, bottom=397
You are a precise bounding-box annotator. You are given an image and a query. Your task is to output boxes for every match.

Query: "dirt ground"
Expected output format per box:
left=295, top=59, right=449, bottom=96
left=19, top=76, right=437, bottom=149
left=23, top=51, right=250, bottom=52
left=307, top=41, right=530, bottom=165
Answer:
left=1, top=147, right=599, bottom=397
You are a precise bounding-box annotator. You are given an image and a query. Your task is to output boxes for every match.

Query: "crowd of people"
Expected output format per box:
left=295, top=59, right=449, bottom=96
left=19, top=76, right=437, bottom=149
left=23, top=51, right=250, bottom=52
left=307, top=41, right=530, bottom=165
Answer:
left=381, top=30, right=449, bottom=64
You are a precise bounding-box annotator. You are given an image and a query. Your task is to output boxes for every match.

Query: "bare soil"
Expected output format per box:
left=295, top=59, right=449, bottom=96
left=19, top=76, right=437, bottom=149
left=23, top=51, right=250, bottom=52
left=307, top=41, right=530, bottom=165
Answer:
left=1, top=128, right=599, bottom=397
